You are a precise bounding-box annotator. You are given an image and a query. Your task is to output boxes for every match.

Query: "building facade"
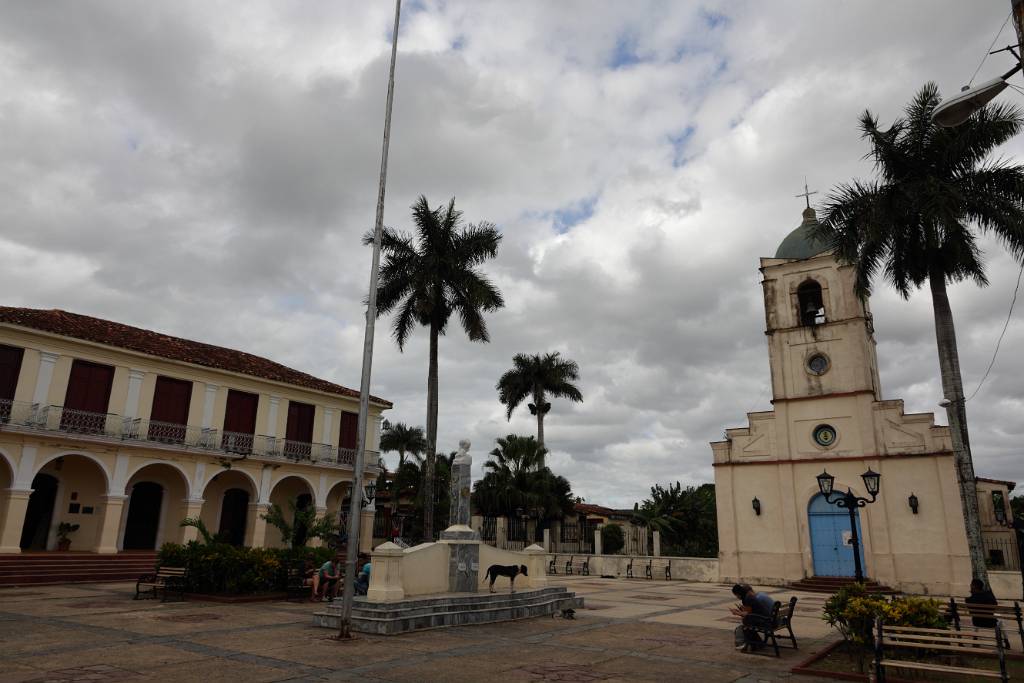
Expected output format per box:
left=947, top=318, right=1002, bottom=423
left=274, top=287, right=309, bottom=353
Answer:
left=0, top=307, right=389, bottom=555
left=711, top=207, right=1012, bottom=595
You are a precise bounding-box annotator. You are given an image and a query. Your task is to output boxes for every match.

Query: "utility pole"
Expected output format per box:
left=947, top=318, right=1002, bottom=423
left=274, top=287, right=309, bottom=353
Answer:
left=337, top=0, right=401, bottom=640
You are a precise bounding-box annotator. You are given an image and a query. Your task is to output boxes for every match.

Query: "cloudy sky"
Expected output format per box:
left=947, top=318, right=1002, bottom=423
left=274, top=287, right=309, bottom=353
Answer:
left=2, top=1, right=1022, bottom=508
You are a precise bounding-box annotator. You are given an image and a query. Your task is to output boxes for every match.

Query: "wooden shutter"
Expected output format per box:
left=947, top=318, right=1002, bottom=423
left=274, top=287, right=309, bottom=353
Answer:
left=285, top=401, right=315, bottom=443
left=0, top=344, right=24, bottom=401
left=64, top=360, right=114, bottom=413
left=339, top=411, right=358, bottom=449
left=222, top=389, right=259, bottom=454
left=148, top=376, right=192, bottom=443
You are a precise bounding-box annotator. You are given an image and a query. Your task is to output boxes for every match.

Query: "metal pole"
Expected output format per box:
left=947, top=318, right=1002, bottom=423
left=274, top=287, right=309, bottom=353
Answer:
left=847, top=494, right=864, bottom=583
left=337, top=0, right=401, bottom=640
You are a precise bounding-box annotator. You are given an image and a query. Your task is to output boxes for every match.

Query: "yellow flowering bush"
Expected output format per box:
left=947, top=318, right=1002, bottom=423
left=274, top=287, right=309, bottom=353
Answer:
left=823, top=583, right=946, bottom=646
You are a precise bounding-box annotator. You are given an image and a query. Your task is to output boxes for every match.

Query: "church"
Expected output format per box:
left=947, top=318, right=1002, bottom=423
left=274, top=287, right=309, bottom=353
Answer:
left=711, top=203, right=1016, bottom=596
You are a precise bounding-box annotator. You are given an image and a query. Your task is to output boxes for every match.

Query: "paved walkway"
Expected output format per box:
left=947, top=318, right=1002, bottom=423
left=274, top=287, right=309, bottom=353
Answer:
left=0, top=578, right=838, bottom=682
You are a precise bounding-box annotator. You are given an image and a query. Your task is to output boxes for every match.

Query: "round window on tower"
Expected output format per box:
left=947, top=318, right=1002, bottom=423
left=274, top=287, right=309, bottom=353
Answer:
left=806, top=353, right=830, bottom=376
left=813, top=424, right=838, bottom=449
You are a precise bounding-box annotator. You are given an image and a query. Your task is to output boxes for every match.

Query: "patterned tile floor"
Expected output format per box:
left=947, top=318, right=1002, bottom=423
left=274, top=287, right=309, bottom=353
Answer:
left=0, top=578, right=840, bottom=682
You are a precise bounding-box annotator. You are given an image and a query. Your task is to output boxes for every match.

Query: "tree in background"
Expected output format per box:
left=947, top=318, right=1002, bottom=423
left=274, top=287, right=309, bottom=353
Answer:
left=260, top=497, right=339, bottom=549
left=379, top=421, right=427, bottom=468
left=496, top=352, right=583, bottom=459
left=370, top=195, right=504, bottom=540
left=813, top=83, right=1024, bottom=584
left=472, top=434, right=574, bottom=523
left=601, top=523, right=625, bottom=555
left=634, top=482, right=718, bottom=558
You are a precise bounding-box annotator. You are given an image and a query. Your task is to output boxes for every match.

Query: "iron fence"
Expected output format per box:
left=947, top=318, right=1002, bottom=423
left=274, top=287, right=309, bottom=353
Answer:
left=558, top=520, right=593, bottom=554
left=983, top=535, right=1021, bottom=571
left=622, top=525, right=653, bottom=556
left=481, top=516, right=497, bottom=541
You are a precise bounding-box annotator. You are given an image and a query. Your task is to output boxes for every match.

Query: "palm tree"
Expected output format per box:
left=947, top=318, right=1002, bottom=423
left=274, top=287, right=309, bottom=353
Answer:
left=813, top=82, right=1024, bottom=584
left=486, top=434, right=547, bottom=479
left=496, top=352, right=583, bottom=457
left=379, top=422, right=427, bottom=468
left=370, top=195, right=504, bottom=539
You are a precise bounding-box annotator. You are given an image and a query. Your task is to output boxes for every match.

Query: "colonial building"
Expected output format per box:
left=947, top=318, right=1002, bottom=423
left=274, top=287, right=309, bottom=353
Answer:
left=711, top=206, right=1015, bottom=595
left=0, top=307, right=389, bottom=555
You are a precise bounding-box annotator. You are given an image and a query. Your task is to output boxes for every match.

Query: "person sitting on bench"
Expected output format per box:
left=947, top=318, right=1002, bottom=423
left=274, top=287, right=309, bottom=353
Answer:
left=354, top=554, right=371, bottom=596
left=965, top=578, right=999, bottom=627
left=314, top=555, right=342, bottom=602
left=730, top=583, right=775, bottom=653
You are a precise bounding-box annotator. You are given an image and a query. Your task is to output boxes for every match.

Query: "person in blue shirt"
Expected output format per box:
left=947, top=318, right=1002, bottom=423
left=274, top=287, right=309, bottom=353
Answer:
left=730, top=583, right=776, bottom=652
left=354, top=553, right=371, bottom=596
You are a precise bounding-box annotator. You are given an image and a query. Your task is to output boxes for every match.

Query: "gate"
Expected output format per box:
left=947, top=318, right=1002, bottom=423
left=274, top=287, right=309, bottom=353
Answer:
left=559, top=520, right=593, bottom=554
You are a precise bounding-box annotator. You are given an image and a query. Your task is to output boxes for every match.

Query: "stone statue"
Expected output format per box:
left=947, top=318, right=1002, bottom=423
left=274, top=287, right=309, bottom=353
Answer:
left=449, top=439, right=472, bottom=527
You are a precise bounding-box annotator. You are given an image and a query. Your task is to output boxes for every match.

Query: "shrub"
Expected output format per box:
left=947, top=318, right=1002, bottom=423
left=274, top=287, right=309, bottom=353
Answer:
left=601, top=524, right=625, bottom=555
left=156, top=542, right=336, bottom=595
left=823, top=583, right=946, bottom=646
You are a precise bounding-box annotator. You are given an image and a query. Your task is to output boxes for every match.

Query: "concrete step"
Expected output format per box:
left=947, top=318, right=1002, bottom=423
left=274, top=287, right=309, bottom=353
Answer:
left=313, top=587, right=583, bottom=635
left=0, top=552, right=158, bottom=586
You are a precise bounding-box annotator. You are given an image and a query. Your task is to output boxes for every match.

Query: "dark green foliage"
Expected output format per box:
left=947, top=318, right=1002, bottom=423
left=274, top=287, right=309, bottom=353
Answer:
left=379, top=422, right=427, bottom=467
left=823, top=583, right=946, bottom=647
left=471, top=434, right=574, bottom=522
left=156, top=542, right=334, bottom=595
left=260, top=497, right=339, bottom=548
left=496, top=351, right=583, bottom=450
left=634, top=482, right=718, bottom=557
left=601, top=524, right=625, bottom=555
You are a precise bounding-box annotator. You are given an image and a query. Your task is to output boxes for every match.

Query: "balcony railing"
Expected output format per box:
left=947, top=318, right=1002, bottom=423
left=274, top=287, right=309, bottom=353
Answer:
left=0, top=399, right=379, bottom=470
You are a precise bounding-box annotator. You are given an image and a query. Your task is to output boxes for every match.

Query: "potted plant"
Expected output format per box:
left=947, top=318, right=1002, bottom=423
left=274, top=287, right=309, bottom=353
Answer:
left=56, top=522, right=80, bottom=551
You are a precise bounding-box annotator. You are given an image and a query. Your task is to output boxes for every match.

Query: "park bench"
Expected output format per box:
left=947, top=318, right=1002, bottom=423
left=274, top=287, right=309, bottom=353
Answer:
left=285, top=562, right=309, bottom=601
left=625, top=557, right=634, bottom=578
left=946, top=598, right=1024, bottom=649
left=663, top=559, right=672, bottom=580
left=644, top=558, right=654, bottom=580
left=135, top=566, right=187, bottom=602
left=745, top=596, right=798, bottom=657
left=565, top=555, right=589, bottom=576
left=548, top=555, right=560, bottom=575
left=872, top=617, right=1008, bottom=681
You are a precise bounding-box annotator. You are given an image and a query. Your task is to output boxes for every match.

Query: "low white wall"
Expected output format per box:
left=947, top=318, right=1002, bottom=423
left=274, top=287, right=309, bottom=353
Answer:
left=547, top=553, right=719, bottom=582
left=479, top=544, right=547, bottom=589
left=399, top=542, right=449, bottom=597
left=988, top=570, right=1023, bottom=601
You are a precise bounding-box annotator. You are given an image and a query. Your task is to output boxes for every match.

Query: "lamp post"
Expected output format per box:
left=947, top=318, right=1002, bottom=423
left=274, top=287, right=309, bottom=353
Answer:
left=816, top=468, right=881, bottom=583
left=337, top=0, right=402, bottom=641
left=991, top=498, right=1024, bottom=600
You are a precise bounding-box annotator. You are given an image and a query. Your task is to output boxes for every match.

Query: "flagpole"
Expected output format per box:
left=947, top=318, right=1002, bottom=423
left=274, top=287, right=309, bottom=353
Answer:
left=337, top=0, right=401, bottom=640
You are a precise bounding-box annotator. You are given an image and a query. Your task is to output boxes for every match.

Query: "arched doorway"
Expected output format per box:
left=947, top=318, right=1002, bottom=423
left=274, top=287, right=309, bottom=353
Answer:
left=20, top=473, right=59, bottom=550
left=293, top=492, right=312, bottom=547
left=123, top=482, right=163, bottom=550
left=218, top=488, right=249, bottom=546
left=808, top=493, right=864, bottom=577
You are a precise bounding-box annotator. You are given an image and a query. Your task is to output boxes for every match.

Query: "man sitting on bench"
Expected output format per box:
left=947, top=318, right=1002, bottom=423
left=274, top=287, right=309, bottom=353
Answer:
left=966, top=578, right=999, bottom=627
left=314, top=554, right=342, bottom=602
left=730, top=583, right=775, bottom=653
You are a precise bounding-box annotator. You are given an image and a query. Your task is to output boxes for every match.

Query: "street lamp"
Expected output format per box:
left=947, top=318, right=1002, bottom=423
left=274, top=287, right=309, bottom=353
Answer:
left=362, top=482, right=377, bottom=508
left=816, top=468, right=881, bottom=583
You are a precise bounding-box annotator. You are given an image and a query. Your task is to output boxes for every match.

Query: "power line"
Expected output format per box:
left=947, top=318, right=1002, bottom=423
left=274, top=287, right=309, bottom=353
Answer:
left=966, top=260, right=1024, bottom=402
left=969, top=10, right=1012, bottom=87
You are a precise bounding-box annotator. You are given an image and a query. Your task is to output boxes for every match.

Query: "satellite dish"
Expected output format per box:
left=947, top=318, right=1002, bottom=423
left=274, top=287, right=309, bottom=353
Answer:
left=932, top=76, right=1010, bottom=128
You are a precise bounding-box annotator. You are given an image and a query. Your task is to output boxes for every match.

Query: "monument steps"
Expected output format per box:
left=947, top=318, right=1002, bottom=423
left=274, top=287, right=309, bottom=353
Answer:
left=0, top=552, right=157, bottom=586
left=314, top=586, right=583, bottom=635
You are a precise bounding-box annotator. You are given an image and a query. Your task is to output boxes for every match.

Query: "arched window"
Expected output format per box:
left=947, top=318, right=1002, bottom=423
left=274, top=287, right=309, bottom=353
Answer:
left=797, top=280, right=826, bottom=326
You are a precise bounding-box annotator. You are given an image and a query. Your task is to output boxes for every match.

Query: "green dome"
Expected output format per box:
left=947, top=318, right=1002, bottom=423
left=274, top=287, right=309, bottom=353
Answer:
left=774, top=207, right=830, bottom=259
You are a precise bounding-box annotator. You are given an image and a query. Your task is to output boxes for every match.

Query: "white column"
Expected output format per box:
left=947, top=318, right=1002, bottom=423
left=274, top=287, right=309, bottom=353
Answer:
left=32, top=352, right=59, bottom=406
left=258, top=465, right=273, bottom=504
left=123, top=369, right=146, bottom=419
left=201, top=383, right=218, bottom=429
left=266, top=396, right=280, bottom=438
left=322, top=407, right=334, bottom=444
left=13, top=445, right=39, bottom=490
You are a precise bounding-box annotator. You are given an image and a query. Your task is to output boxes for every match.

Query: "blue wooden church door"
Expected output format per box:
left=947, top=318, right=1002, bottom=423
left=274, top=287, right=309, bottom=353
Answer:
left=808, top=493, right=864, bottom=577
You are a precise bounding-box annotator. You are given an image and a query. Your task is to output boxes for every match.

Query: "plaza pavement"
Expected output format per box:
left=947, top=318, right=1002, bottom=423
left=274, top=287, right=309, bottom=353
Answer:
left=0, top=577, right=840, bottom=682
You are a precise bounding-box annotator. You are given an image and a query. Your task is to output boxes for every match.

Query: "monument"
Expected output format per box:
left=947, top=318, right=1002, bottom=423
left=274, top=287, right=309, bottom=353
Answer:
left=439, top=439, right=480, bottom=592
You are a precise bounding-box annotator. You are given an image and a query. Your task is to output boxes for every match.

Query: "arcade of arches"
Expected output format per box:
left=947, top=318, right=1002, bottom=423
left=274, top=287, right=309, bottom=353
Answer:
left=0, top=444, right=373, bottom=554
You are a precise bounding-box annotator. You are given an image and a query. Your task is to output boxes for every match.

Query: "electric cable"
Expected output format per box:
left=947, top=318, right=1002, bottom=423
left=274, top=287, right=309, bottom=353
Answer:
left=969, top=10, right=1012, bottom=87
left=965, top=260, right=1024, bottom=401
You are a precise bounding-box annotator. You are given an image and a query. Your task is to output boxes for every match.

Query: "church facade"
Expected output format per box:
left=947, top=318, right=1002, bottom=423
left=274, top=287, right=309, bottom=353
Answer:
left=711, top=206, right=1013, bottom=595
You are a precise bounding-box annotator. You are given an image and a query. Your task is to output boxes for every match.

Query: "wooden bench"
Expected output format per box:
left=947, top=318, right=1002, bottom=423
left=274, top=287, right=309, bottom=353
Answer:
left=625, top=558, right=634, bottom=578
left=746, top=596, right=798, bottom=657
left=565, top=555, right=589, bottom=576
left=548, top=555, right=560, bottom=575
left=872, top=618, right=1008, bottom=682
left=664, top=559, right=672, bottom=580
left=135, top=566, right=187, bottom=602
left=947, top=598, right=1023, bottom=649
left=643, top=558, right=654, bottom=580
left=285, top=562, right=311, bottom=601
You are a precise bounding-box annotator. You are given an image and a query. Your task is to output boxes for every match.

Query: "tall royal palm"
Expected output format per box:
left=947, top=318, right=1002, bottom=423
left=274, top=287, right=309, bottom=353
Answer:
left=496, top=352, right=583, bottom=458
left=370, top=195, right=504, bottom=539
left=813, top=82, right=1024, bottom=584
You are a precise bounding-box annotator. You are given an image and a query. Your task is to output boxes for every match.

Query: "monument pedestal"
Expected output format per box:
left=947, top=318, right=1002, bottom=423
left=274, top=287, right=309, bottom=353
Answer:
left=440, top=524, right=480, bottom=593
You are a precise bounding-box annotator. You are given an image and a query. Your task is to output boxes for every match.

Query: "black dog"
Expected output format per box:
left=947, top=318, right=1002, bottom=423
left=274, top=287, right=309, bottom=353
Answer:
left=485, top=564, right=528, bottom=593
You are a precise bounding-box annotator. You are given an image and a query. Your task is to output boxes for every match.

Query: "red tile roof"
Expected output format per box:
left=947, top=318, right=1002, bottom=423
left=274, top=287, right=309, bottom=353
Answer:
left=0, top=307, right=391, bottom=407
left=574, top=503, right=615, bottom=516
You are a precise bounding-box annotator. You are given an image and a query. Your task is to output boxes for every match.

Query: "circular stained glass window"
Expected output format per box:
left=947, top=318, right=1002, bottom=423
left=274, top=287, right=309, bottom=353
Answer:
left=807, top=353, right=830, bottom=376
left=813, top=424, right=837, bottom=448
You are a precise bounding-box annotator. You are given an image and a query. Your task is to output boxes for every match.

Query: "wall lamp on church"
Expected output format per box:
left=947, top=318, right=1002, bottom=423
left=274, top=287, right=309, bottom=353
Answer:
left=908, top=493, right=919, bottom=515
left=752, top=497, right=761, bottom=516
